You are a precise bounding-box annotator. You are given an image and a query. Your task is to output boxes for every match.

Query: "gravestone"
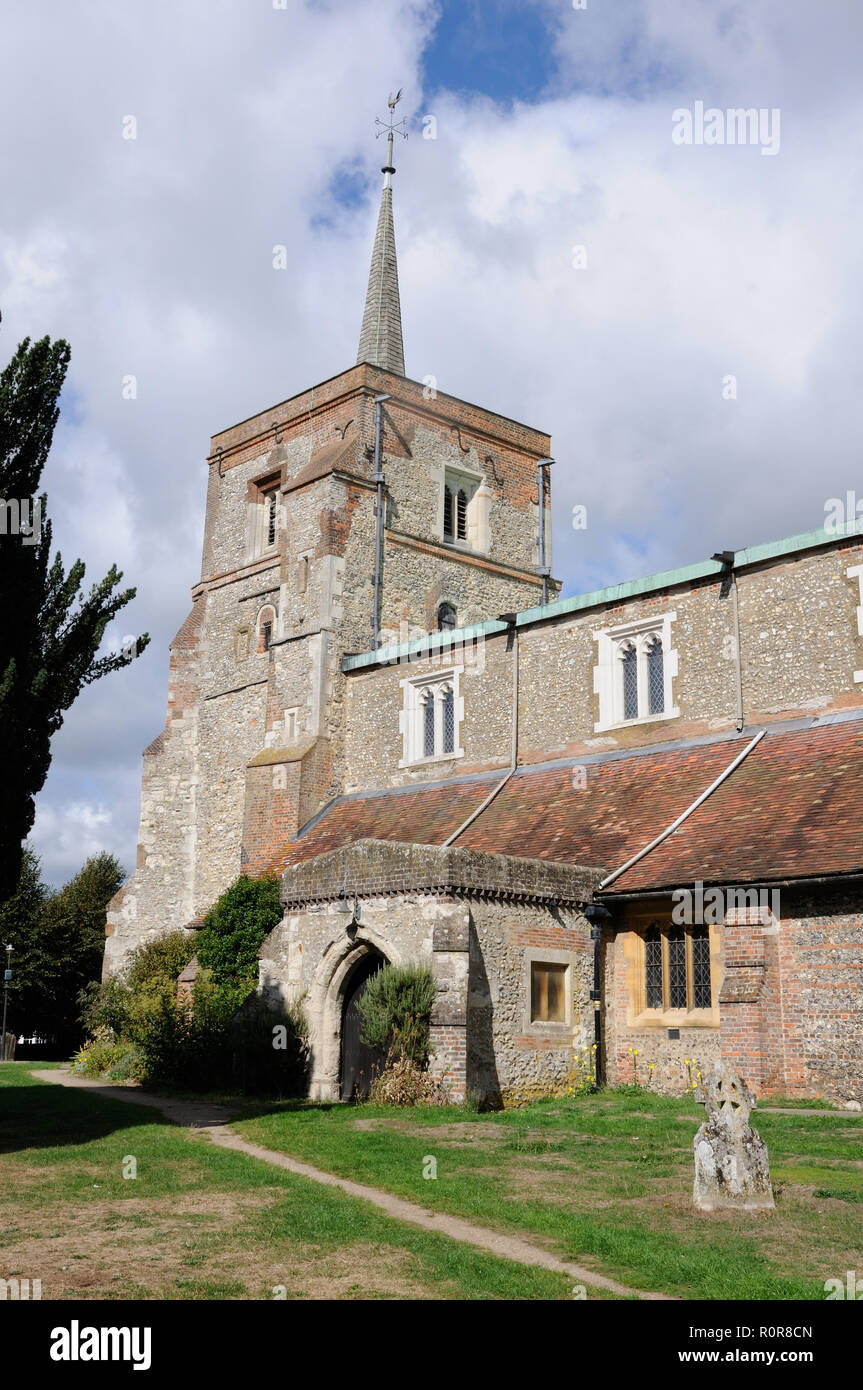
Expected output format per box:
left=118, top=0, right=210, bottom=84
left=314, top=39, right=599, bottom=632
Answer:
left=693, top=1062, right=774, bottom=1212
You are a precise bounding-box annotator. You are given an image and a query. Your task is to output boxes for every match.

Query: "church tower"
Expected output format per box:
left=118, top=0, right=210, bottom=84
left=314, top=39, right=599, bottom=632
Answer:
left=104, top=98, right=558, bottom=975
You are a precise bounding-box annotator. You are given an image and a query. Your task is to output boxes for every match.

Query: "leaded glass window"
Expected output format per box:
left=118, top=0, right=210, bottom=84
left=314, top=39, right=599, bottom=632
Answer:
left=645, top=926, right=663, bottom=1009
left=423, top=692, right=435, bottom=758
left=622, top=644, right=638, bottom=720
left=442, top=687, right=455, bottom=753
left=643, top=923, right=713, bottom=1012
left=668, top=929, right=687, bottom=1008
left=691, top=926, right=711, bottom=1009
left=647, top=636, right=664, bottom=715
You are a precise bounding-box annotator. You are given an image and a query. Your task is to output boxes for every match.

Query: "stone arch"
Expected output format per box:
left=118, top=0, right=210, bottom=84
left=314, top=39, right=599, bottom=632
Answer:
left=256, top=604, right=276, bottom=653
left=307, top=925, right=403, bottom=1100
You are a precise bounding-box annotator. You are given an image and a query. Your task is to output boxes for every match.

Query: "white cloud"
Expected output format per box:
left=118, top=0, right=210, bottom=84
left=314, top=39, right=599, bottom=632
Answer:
left=1, top=0, right=860, bottom=883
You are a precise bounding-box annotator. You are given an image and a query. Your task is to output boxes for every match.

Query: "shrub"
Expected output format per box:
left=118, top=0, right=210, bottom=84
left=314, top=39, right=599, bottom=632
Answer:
left=196, top=875, right=282, bottom=998
left=71, top=1033, right=137, bottom=1079
left=78, top=929, right=198, bottom=1043
left=356, top=963, right=436, bottom=1066
left=125, top=930, right=198, bottom=995
left=368, top=1055, right=450, bottom=1107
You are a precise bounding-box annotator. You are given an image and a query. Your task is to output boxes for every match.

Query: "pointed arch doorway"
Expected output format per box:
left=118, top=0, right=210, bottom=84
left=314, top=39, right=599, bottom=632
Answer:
left=340, top=949, right=387, bottom=1101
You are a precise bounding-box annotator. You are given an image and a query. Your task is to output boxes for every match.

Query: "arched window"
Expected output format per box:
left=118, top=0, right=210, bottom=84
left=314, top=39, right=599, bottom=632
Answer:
left=647, top=636, right=664, bottom=715
left=423, top=690, right=435, bottom=758
left=438, top=603, right=456, bottom=632
left=443, top=486, right=454, bottom=540
left=621, top=643, right=638, bottom=721
left=257, top=605, right=276, bottom=654
left=442, top=685, right=455, bottom=754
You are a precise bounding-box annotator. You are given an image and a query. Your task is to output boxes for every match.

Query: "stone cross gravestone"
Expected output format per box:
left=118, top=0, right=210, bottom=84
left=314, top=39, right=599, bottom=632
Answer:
left=693, top=1062, right=775, bottom=1212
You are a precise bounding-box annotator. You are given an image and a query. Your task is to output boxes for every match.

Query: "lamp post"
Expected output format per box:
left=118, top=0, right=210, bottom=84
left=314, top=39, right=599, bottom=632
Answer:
left=1, top=944, right=12, bottom=1062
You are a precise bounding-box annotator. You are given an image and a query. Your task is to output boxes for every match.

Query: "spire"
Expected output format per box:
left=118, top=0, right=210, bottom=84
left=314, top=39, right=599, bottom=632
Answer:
left=356, top=92, right=407, bottom=375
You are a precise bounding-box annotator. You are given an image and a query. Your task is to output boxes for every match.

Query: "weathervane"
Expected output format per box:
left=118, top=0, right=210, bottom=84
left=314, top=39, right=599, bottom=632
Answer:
left=375, top=89, right=407, bottom=184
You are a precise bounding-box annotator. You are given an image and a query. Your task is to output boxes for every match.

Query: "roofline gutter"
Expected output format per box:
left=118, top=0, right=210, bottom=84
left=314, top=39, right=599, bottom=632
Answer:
left=597, top=729, right=766, bottom=891
left=601, top=868, right=863, bottom=901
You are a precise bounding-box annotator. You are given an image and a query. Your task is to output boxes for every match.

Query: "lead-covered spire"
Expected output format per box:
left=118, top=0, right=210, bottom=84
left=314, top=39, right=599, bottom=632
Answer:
left=356, top=92, right=407, bottom=375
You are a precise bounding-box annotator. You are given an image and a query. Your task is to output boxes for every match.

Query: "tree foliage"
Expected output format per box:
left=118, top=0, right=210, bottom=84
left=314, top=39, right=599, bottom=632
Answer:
left=195, top=874, right=283, bottom=993
left=0, top=315, right=149, bottom=900
left=0, top=848, right=125, bottom=1048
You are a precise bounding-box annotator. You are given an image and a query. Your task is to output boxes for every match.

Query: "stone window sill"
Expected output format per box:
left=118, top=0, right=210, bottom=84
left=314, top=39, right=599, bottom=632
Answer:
left=399, top=749, right=465, bottom=770
left=630, top=1008, right=718, bottom=1030
left=594, top=708, right=680, bottom=734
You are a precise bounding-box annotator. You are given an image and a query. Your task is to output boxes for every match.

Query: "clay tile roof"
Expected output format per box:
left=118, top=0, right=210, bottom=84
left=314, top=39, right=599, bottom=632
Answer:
left=271, top=715, right=863, bottom=894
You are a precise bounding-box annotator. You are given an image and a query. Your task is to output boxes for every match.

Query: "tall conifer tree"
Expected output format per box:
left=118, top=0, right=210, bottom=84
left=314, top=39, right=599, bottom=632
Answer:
left=0, top=313, right=148, bottom=899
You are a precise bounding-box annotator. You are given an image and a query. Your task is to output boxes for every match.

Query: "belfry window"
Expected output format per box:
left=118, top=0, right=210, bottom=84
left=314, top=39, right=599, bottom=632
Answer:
left=442, top=467, right=487, bottom=551
left=443, top=484, right=468, bottom=542
left=265, top=489, right=278, bottom=548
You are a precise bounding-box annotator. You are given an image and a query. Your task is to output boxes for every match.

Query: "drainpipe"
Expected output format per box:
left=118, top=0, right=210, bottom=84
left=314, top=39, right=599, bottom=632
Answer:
left=537, top=458, right=553, bottom=606
left=371, top=394, right=390, bottom=650
left=443, top=613, right=519, bottom=846
left=714, top=551, right=744, bottom=732
left=584, top=903, right=611, bottom=1087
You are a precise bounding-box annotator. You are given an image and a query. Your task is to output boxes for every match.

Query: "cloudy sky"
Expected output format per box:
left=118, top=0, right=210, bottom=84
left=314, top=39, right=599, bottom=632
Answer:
left=2, top=0, right=861, bottom=887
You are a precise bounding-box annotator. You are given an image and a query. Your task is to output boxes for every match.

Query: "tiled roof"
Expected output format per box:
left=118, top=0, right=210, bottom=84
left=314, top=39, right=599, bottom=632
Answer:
left=272, top=715, right=863, bottom=894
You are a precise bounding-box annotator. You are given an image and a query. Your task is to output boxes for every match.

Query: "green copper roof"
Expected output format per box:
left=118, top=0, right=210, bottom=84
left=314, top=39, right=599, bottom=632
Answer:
left=341, top=519, right=863, bottom=672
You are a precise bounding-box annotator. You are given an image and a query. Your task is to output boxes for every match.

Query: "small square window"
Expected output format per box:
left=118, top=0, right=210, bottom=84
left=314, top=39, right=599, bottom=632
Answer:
left=531, top=962, right=567, bottom=1023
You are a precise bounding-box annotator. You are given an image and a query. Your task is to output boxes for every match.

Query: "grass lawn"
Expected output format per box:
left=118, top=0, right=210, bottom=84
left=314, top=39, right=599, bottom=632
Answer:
left=235, top=1087, right=863, bottom=1301
left=0, top=1065, right=572, bottom=1300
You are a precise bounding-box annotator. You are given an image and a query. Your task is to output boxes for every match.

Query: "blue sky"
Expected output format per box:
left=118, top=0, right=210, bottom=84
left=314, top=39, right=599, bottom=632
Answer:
left=422, top=0, right=558, bottom=103
left=2, top=0, right=862, bottom=886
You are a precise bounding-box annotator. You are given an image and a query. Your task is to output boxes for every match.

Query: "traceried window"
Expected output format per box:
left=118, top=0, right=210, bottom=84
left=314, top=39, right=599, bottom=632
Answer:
left=593, top=613, right=679, bottom=732
left=622, top=643, right=638, bottom=720
left=647, top=636, right=664, bottom=715
left=531, top=962, right=567, bottom=1023
left=642, top=922, right=712, bottom=1012
left=399, top=668, right=464, bottom=767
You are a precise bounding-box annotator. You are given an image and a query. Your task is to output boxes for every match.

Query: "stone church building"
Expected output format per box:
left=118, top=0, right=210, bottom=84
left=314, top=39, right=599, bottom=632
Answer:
left=105, top=123, right=863, bottom=1108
